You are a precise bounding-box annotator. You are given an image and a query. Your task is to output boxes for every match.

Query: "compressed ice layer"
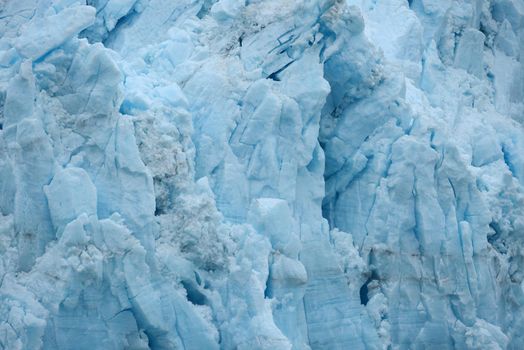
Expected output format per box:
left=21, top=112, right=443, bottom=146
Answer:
left=0, top=0, right=523, bottom=349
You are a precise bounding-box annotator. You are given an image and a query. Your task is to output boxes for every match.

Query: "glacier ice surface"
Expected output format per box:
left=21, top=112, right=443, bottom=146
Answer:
left=0, top=0, right=523, bottom=349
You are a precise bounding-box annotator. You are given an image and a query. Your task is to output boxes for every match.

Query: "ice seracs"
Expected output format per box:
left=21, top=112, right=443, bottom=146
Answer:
left=0, top=0, right=523, bottom=349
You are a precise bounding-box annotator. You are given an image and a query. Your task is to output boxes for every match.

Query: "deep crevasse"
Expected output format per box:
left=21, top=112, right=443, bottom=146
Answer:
left=0, top=0, right=523, bottom=349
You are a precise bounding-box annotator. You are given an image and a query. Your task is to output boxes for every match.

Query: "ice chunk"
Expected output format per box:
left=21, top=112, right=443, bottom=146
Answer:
left=44, top=167, right=97, bottom=237
left=3, top=61, right=35, bottom=127
left=248, top=198, right=300, bottom=257
left=453, top=28, right=485, bottom=77
left=15, top=6, right=96, bottom=60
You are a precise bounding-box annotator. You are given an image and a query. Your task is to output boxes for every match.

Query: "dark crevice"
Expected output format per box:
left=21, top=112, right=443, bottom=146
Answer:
left=488, top=221, right=508, bottom=254
left=266, top=60, right=295, bottom=81
left=80, top=1, right=141, bottom=43
left=359, top=280, right=370, bottom=305
left=479, top=21, right=494, bottom=48
left=194, top=271, right=202, bottom=285
left=322, top=191, right=338, bottom=230
left=196, top=0, right=215, bottom=19
left=264, top=255, right=274, bottom=298
left=264, top=278, right=272, bottom=298
left=501, top=145, right=516, bottom=177
left=102, top=9, right=141, bottom=47
left=488, top=221, right=502, bottom=245
left=359, top=271, right=379, bottom=305
left=154, top=206, right=165, bottom=216
left=181, top=280, right=206, bottom=305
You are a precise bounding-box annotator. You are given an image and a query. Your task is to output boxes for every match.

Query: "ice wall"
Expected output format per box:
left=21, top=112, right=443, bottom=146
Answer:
left=0, top=0, right=523, bottom=349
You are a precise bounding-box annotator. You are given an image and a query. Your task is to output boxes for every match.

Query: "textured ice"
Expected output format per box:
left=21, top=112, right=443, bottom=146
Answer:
left=0, top=0, right=523, bottom=349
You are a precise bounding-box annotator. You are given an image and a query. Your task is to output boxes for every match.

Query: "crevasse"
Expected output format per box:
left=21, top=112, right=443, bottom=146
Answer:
left=0, top=0, right=523, bottom=349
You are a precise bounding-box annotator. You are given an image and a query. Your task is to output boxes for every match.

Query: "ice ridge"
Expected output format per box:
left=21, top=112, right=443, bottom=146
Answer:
left=0, top=0, right=523, bottom=349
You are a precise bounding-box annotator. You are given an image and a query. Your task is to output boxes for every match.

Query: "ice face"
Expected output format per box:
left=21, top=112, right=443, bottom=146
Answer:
left=0, top=0, right=523, bottom=349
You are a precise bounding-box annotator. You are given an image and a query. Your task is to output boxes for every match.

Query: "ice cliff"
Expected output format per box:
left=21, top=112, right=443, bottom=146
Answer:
left=0, top=0, right=523, bottom=349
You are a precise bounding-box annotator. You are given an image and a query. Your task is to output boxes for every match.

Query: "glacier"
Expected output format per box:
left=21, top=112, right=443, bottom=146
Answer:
left=0, top=0, right=523, bottom=349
